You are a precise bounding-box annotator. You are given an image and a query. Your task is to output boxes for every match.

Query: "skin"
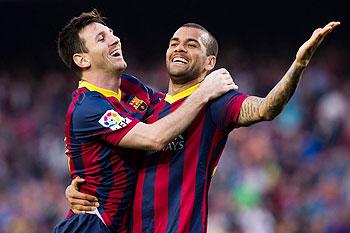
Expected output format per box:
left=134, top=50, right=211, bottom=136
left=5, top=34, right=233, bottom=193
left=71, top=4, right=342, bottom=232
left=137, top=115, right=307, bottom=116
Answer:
left=65, top=21, right=341, bottom=213
left=166, top=26, right=216, bottom=89
left=237, top=21, right=341, bottom=126
left=61, top=20, right=239, bottom=210
left=72, top=22, right=238, bottom=151
left=73, top=22, right=126, bottom=92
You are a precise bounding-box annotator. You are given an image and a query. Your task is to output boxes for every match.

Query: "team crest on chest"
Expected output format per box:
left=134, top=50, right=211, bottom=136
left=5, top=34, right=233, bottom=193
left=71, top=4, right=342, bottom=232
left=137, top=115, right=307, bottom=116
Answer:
left=99, top=110, right=131, bottom=131
left=128, top=96, right=148, bottom=112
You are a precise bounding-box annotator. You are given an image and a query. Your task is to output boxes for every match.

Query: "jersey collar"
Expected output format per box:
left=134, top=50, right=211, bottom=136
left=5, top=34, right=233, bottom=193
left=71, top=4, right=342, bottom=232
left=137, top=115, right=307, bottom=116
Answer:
left=164, top=83, right=200, bottom=104
left=79, top=80, right=121, bottom=101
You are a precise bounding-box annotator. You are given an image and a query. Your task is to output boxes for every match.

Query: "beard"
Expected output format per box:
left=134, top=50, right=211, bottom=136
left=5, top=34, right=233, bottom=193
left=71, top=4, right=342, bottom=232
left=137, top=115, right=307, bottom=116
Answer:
left=94, top=56, right=127, bottom=74
left=167, top=63, right=203, bottom=84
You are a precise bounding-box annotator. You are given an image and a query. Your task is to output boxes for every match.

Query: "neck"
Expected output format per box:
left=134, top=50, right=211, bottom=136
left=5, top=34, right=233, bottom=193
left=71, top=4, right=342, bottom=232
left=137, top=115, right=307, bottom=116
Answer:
left=82, top=69, right=122, bottom=92
left=167, top=74, right=205, bottom=95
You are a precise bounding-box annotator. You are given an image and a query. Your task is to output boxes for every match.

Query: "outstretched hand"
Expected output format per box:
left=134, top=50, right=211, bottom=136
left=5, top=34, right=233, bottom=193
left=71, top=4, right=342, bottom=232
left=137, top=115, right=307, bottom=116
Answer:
left=296, top=21, right=340, bottom=67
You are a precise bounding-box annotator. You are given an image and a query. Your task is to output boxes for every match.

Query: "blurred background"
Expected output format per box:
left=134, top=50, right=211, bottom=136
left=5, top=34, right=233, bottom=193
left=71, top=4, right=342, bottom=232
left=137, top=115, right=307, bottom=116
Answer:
left=0, top=0, right=349, bottom=232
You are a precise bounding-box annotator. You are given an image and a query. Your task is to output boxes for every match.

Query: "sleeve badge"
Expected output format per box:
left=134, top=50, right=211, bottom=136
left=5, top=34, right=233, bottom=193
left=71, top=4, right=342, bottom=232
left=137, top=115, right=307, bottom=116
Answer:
left=98, top=110, right=131, bottom=131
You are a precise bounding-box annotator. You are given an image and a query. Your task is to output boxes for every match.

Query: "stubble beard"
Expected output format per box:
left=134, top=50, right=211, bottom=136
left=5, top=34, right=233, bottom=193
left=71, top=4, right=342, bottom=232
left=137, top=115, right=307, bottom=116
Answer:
left=168, top=65, right=202, bottom=85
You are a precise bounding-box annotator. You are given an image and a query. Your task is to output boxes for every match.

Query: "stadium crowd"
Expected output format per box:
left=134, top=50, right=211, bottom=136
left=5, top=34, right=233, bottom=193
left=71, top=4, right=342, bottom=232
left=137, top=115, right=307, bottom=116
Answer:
left=0, top=43, right=349, bottom=233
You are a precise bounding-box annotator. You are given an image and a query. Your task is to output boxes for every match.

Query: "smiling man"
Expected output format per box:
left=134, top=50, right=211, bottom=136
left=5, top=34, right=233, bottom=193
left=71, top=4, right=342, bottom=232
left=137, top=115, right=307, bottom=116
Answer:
left=53, top=10, right=237, bottom=233
left=65, top=19, right=340, bottom=233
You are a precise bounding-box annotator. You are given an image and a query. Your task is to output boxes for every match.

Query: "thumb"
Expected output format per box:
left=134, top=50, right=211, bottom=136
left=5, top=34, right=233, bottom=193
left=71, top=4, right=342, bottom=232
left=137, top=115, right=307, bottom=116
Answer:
left=72, top=176, right=85, bottom=188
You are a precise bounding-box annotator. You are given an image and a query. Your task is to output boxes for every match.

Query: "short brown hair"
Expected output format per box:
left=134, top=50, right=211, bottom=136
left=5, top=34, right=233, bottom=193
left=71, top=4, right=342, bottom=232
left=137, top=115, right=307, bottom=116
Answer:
left=57, top=9, right=106, bottom=75
left=181, top=23, right=218, bottom=57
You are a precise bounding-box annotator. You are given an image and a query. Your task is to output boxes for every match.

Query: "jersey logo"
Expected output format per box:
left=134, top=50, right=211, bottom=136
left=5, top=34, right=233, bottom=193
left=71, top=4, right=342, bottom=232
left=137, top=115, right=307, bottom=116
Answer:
left=129, top=96, right=148, bottom=112
left=98, top=110, right=131, bottom=131
left=162, top=135, right=185, bottom=151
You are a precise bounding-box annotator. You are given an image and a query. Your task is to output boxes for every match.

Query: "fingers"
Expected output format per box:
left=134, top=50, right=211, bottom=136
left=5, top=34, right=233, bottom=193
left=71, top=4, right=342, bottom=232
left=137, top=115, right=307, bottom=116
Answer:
left=321, top=21, right=340, bottom=36
left=207, top=68, right=238, bottom=89
left=67, top=177, right=98, bottom=202
left=66, top=186, right=98, bottom=202
left=326, top=21, right=341, bottom=29
left=223, top=76, right=238, bottom=90
left=72, top=176, right=85, bottom=189
left=66, top=176, right=101, bottom=214
left=229, top=82, right=239, bottom=90
left=67, top=190, right=99, bottom=214
left=222, top=72, right=239, bottom=89
left=207, top=68, right=229, bottom=78
left=71, top=203, right=98, bottom=214
left=218, top=68, right=230, bottom=74
left=73, top=191, right=98, bottom=202
left=312, top=21, right=340, bottom=41
left=69, top=198, right=99, bottom=208
left=321, top=21, right=340, bottom=33
left=71, top=209, right=87, bottom=214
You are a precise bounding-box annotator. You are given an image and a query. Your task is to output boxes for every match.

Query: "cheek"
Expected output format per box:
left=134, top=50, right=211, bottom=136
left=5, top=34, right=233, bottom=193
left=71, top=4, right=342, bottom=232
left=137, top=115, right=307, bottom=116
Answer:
left=166, top=48, right=173, bottom=59
left=195, top=54, right=207, bottom=64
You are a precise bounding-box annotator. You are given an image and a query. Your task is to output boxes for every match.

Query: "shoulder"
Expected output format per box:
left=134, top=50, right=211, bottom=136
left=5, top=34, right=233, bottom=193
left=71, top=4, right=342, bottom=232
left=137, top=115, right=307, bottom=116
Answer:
left=121, top=73, right=165, bottom=105
left=209, top=90, right=246, bottom=109
left=72, top=90, right=113, bottom=120
left=121, top=73, right=148, bottom=92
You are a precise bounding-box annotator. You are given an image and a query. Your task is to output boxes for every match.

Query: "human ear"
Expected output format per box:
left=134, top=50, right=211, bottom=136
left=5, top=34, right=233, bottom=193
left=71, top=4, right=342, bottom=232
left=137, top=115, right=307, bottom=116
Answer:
left=205, top=55, right=216, bottom=71
left=73, top=53, right=90, bottom=68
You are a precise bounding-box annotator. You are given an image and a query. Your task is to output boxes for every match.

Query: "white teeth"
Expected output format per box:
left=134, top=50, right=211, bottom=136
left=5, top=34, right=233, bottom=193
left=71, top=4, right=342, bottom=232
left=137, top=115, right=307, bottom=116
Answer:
left=110, top=50, right=120, bottom=56
left=172, top=57, right=188, bottom=64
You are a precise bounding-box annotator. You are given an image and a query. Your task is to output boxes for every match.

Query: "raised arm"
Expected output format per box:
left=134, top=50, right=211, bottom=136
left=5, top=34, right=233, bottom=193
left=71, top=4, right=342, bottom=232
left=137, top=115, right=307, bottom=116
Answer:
left=237, top=21, right=340, bottom=126
left=119, top=68, right=238, bottom=150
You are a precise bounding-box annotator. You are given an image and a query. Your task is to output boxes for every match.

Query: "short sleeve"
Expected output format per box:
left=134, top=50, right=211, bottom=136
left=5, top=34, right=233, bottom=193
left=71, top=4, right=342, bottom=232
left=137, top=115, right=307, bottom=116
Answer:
left=209, top=90, right=249, bottom=130
left=71, top=92, right=140, bottom=146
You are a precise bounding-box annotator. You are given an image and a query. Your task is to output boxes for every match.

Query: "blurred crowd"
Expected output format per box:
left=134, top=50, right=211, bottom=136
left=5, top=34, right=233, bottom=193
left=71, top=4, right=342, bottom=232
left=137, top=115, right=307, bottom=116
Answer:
left=0, top=43, right=349, bottom=233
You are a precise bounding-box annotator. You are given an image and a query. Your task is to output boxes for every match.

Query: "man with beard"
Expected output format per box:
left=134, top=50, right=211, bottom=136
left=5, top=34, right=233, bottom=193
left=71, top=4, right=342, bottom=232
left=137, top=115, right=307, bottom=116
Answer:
left=65, top=20, right=340, bottom=233
left=53, top=10, right=237, bottom=233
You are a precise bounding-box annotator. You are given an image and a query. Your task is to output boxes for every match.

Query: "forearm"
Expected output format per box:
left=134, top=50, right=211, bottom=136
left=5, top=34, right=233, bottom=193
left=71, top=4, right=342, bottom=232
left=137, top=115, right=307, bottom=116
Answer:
left=119, top=88, right=209, bottom=151
left=238, top=21, right=340, bottom=126
left=237, top=61, right=305, bottom=126
left=150, top=89, right=208, bottom=147
left=259, top=60, right=305, bottom=120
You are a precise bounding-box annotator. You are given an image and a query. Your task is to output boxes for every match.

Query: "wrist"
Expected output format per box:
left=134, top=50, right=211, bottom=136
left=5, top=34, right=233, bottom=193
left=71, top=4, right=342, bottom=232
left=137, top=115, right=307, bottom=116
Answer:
left=294, top=58, right=309, bottom=69
left=190, top=87, right=209, bottom=105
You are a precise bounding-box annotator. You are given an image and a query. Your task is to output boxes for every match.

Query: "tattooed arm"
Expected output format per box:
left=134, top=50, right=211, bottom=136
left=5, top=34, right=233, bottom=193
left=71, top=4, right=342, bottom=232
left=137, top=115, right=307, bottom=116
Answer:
left=237, top=21, right=340, bottom=126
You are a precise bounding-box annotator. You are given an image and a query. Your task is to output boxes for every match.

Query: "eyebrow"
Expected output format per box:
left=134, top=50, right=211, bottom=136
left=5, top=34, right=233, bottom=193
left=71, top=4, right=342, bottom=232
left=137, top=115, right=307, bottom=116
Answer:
left=94, top=28, right=114, bottom=42
left=95, top=31, right=106, bottom=41
left=170, top=37, right=200, bottom=44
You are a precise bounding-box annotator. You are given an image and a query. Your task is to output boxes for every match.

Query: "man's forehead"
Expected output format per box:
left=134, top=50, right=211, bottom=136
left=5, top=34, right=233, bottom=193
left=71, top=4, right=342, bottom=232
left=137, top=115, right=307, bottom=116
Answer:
left=172, top=27, right=209, bottom=43
left=80, top=22, right=108, bottom=36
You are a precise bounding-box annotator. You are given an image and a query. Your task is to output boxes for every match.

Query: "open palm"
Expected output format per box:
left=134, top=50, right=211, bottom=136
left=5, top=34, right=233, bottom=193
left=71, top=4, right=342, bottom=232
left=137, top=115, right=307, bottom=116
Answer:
left=296, top=21, right=340, bottom=67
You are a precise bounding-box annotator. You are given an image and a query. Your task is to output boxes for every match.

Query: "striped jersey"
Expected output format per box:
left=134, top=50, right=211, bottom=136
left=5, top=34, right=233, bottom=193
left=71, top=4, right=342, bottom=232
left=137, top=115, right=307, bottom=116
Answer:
left=65, top=73, right=163, bottom=233
left=131, top=83, right=248, bottom=233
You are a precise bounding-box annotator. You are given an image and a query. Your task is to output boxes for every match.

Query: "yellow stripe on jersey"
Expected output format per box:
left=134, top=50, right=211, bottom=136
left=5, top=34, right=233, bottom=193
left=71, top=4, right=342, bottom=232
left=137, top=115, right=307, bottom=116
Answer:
left=165, top=83, right=200, bottom=104
left=79, top=80, right=122, bottom=101
left=64, top=137, right=71, bottom=172
left=67, top=157, right=71, bottom=173
left=212, top=165, right=218, bottom=177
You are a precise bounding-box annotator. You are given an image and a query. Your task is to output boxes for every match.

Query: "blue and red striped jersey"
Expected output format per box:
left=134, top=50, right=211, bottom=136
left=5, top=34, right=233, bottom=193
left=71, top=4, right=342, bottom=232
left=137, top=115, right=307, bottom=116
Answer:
left=65, top=73, right=163, bottom=233
left=131, top=84, right=248, bottom=233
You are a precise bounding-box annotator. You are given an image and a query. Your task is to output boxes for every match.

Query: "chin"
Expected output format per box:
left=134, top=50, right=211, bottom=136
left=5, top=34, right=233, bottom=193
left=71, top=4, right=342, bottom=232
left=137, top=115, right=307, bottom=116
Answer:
left=114, top=61, right=127, bottom=71
left=169, top=67, right=187, bottom=76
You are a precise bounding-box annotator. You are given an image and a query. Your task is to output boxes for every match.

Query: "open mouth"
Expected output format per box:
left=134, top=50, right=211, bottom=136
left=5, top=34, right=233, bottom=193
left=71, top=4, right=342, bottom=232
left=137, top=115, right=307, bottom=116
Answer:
left=172, top=57, right=188, bottom=64
left=110, top=50, right=121, bottom=57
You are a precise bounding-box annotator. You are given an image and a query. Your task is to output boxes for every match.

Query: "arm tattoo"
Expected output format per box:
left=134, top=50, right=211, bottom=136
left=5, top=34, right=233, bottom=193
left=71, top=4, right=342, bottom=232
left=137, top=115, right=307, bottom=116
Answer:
left=238, top=61, right=305, bottom=126
left=237, top=96, right=265, bottom=126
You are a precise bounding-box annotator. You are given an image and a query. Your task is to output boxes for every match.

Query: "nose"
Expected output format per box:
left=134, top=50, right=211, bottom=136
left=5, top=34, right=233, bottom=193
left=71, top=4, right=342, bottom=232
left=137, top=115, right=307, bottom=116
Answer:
left=111, top=34, right=120, bottom=46
left=174, top=43, right=186, bottom=52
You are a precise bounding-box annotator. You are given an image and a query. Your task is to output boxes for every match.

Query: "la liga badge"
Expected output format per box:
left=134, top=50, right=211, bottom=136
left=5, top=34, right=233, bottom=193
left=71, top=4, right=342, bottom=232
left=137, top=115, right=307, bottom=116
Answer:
left=99, top=110, right=131, bottom=130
